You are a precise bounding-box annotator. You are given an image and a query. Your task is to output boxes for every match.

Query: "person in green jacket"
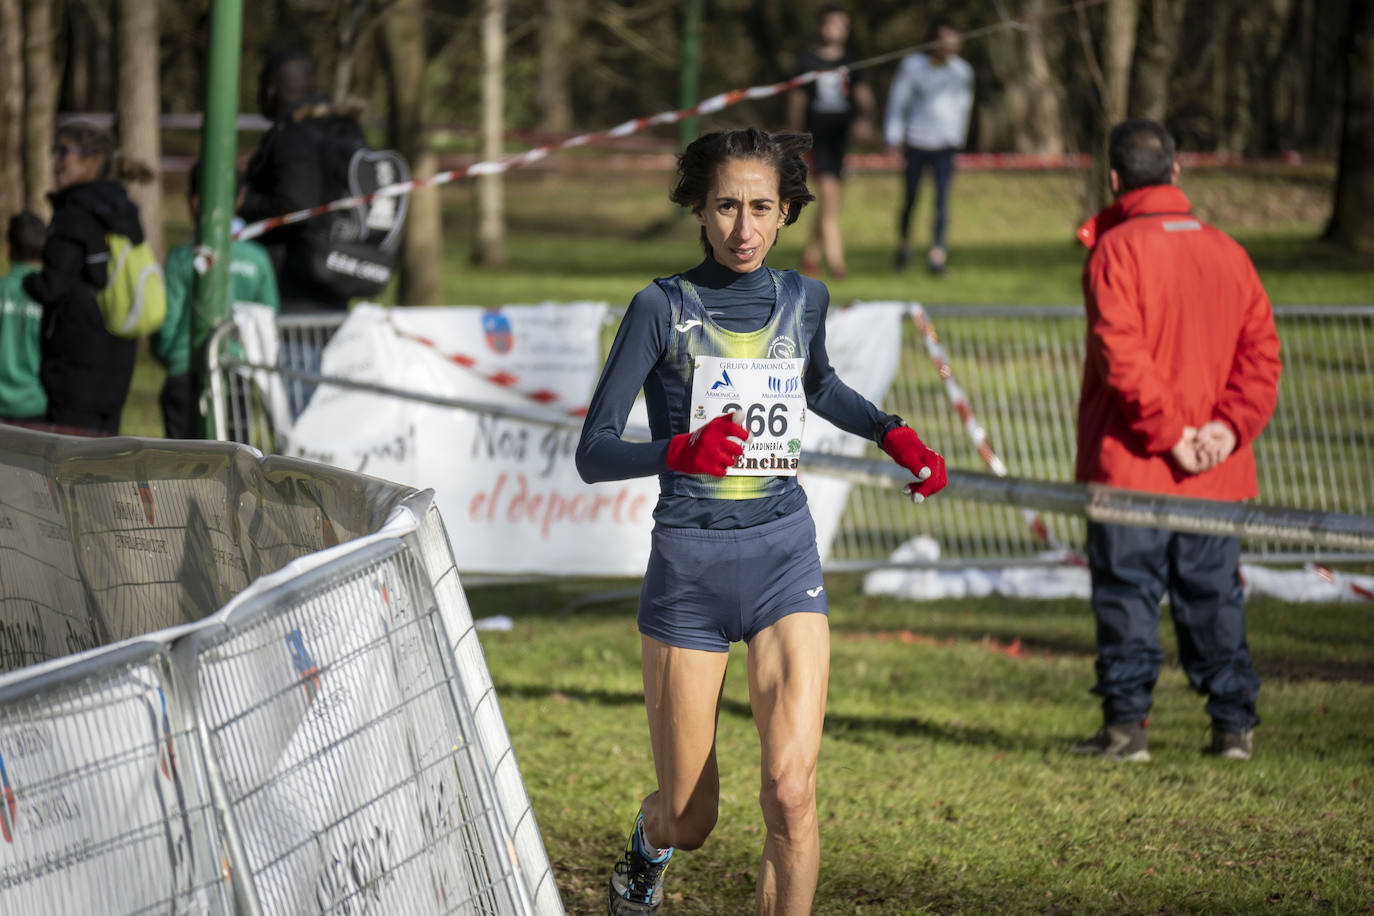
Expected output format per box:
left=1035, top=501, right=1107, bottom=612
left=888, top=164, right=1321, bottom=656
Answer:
left=153, top=160, right=279, bottom=438
left=0, top=212, right=48, bottom=424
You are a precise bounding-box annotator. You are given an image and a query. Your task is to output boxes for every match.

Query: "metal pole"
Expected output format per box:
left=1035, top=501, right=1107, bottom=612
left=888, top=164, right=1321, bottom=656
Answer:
left=192, top=0, right=244, bottom=437
left=678, top=0, right=703, bottom=149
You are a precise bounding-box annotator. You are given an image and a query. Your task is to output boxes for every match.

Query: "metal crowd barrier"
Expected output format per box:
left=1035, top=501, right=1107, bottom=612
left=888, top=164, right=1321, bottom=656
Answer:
left=0, top=427, right=562, bottom=915
left=207, top=304, right=1374, bottom=566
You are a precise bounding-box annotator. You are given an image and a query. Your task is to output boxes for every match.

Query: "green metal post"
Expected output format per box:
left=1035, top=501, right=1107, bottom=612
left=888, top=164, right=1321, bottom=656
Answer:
left=193, top=0, right=244, bottom=436
left=678, top=0, right=703, bottom=149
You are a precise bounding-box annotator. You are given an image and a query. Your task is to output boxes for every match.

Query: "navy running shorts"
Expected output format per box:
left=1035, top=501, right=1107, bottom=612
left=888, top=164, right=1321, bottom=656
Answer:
left=638, top=509, right=829, bottom=652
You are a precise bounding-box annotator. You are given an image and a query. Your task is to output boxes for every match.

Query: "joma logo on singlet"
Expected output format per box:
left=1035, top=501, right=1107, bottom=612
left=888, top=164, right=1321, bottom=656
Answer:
left=675, top=319, right=702, bottom=332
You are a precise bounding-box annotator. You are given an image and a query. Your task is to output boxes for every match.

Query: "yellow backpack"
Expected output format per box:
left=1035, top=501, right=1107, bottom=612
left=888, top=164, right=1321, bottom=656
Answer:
left=95, top=233, right=167, bottom=338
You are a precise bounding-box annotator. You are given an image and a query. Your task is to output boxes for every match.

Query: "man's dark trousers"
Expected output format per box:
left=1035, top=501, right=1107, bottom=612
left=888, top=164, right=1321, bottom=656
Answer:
left=1086, top=521, right=1260, bottom=733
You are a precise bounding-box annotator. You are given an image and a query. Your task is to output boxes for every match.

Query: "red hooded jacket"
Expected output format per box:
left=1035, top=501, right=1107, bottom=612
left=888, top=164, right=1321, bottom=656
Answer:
left=1075, top=184, right=1281, bottom=500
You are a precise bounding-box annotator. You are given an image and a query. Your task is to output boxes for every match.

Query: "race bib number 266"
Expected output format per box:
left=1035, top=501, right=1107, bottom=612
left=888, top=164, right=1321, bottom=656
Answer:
left=688, top=356, right=806, bottom=476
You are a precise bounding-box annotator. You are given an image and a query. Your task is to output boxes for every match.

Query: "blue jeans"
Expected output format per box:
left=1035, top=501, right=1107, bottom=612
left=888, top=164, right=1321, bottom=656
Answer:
left=898, top=146, right=955, bottom=250
left=1086, top=521, right=1260, bottom=732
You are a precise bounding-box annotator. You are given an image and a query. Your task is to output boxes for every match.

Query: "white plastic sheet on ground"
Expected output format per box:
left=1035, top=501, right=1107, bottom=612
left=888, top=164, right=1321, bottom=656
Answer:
left=864, top=536, right=1374, bottom=603
left=286, top=302, right=903, bottom=576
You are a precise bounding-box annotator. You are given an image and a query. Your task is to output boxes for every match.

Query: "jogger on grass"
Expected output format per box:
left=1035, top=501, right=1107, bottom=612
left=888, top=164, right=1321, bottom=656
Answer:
left=576, top=127, right=948, bottom=916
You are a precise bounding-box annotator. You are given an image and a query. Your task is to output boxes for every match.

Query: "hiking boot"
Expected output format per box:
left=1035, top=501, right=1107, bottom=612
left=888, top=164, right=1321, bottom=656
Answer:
left=1071, top=720, right=1150, bottom=761
left=1207, top=728, right=1253, bottom=761
left=608, top=815, right=673, bottom=915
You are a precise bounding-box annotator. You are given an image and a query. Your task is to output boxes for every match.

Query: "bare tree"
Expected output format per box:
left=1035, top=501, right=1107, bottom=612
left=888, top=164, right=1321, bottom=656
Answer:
left=1080, top=0, right=1140, bottom=213
left=1325, top=0, right=1374, bottom=253
left=0, top=0, right=23, bottom=232
left=117, top=0, right=163, bottom=256
left=476, top=0, right=505, bottom=266
left=1132, top=0, right=1188, bottom=123
left=536, top=0, right=579, bottom=132
left=22, top=0, right=58, bottom=220
left=382, top=0, right=442, bottom=304
left=983, top=0, right=1068, bottom=154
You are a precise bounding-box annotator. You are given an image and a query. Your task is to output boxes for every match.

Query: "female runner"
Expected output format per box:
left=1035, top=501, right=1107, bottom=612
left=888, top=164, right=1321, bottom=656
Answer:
left=576, top=127, right=946, bottom=916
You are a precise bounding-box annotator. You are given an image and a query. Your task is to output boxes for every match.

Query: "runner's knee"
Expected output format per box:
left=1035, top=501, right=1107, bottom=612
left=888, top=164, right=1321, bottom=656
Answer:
left=758, top=765, right=816, bottom=835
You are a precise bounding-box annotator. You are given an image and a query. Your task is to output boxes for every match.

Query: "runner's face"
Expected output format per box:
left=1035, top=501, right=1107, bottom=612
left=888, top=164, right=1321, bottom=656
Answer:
left=696, top=158, right=789, bottom=273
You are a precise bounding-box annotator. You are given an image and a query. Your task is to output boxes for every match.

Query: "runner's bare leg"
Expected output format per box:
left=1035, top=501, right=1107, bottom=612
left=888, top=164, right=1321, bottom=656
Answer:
left=639, top=635, right=731, bottom=852
left=748, top=612, right=830, bottom=916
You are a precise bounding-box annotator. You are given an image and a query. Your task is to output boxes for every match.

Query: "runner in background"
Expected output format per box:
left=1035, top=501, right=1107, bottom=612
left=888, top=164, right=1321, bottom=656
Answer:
left=884, top=19, right=974, bottom=275
left=576, top=127, right=946, bottom=916
left=787, top=4, right=875, bottom=280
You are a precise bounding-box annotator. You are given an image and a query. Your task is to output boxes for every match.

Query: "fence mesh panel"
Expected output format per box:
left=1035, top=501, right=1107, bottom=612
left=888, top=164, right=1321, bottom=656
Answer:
left=837, top=305, right=1374, bottom=563
left=211, top=304, right=1373, bottom=566
left=0, top=647, right=228, bottom=915
left=188, top=541, right=529, bottom=915
left=0, top=430, right=561, bottom=914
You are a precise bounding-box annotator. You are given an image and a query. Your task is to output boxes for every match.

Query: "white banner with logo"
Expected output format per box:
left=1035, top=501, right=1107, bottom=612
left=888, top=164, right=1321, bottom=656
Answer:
left=286, top=301, right=903, bottom=575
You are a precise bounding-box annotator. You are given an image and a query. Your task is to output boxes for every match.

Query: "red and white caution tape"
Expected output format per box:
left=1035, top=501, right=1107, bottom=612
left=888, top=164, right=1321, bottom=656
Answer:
left=228, top=0, right=1122, bottom=247
left=383, top=313, right=591, bottom=418
left=907, top=304, right=1082, bottom=561
left=230, top=72, right=822, bottom=245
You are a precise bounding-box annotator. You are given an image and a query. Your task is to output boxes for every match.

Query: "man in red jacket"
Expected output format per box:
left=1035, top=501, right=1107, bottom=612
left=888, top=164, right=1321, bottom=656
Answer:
left=1071, top=119, right=1281, bottom=763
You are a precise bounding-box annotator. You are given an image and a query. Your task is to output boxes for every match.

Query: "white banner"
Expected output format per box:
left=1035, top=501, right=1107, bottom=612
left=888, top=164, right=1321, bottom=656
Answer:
left=287, top=301, right=903, bottom=575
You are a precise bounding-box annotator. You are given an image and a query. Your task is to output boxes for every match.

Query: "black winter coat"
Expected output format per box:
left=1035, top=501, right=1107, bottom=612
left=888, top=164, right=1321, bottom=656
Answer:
left=23, top=180, right=141, bottom=434
left=241, top=103, right=366, bottom=312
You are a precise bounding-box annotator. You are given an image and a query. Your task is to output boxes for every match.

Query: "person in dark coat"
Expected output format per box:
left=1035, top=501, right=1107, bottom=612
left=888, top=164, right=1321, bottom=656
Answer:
left=23, top=121, right=155, bottom=435
left=240, top=48, right=366, bottom=314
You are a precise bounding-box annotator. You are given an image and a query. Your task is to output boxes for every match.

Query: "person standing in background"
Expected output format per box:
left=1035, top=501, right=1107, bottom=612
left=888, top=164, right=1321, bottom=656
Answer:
left=23, top=121, right=154, bottom=435
left=153, top=160, right=279, bottom=439
left=787, top=4, right=875, bottom=280
left=0, top=213, right=48, bottom=425
left=241, top=48, right=365, bottom=315
left=1071, top=119, right=1281, bottom=763
left=884, top=19, right=974, bottom=275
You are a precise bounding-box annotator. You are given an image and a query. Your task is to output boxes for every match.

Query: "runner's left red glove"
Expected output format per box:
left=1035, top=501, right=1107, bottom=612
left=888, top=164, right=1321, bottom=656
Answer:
left=882, top=424, right=947, bottom=504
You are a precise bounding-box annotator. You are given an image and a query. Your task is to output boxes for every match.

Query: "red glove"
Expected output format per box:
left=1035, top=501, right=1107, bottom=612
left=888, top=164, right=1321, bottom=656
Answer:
left=666, top=410, right=748, bottom=477
left=882, top=424, right=947, bottom=503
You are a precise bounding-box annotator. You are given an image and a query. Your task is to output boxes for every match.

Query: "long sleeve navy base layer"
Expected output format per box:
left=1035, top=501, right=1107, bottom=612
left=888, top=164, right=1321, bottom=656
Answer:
left=576, top=256, right=896, bottom=529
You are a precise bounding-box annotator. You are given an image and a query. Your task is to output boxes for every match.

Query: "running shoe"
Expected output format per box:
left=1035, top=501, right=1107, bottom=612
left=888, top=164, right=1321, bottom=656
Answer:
left=608, top=814, right=673, bottom=915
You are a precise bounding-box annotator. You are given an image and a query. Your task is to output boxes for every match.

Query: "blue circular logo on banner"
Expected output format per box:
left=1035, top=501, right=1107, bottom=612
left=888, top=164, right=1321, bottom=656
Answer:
left=483, top=310, right=514, bottom=354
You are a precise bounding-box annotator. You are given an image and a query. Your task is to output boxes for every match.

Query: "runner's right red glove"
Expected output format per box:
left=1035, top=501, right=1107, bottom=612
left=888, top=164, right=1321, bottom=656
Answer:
left=666, top=410, right=748, bottom=477
left=882, top=423, right=947, bottom=504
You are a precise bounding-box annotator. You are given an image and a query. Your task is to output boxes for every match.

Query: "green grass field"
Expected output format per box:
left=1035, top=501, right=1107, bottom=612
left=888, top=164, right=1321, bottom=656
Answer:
left=129, top=164, right=1371, bottom=912
left=472, top=574, right=1374, bottom=915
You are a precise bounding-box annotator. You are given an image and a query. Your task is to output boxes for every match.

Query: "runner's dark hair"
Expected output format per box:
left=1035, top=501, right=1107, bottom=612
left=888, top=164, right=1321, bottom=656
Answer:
left=670, top=128, right=816, bottom=255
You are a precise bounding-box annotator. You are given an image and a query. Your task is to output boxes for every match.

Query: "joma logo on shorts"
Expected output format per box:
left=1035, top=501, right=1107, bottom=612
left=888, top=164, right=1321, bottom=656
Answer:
left=806, top=586, right=824, bottom=598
